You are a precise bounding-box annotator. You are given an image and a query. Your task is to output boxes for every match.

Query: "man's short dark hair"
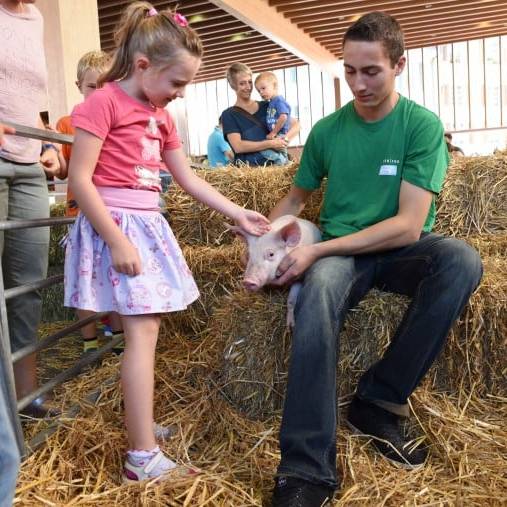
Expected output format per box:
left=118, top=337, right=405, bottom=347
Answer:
left=343, top=12, right=404, bottom=67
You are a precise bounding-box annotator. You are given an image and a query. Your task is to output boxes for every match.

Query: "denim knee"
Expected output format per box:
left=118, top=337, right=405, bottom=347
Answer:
left=436, top=238, right=483, bottom=292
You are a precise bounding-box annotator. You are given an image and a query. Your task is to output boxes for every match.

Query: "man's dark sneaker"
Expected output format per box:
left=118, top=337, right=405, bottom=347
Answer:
left=271, top=476, right=334, bottom=507
left=346, top=396, right=428, bottom=470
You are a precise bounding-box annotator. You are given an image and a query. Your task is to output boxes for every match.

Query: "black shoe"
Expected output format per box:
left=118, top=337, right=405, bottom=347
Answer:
left=20, top=396, right=61, bottom=419
left=346, top=397, right=428, bottom=469
left=272, top=476, right=334, bottom=507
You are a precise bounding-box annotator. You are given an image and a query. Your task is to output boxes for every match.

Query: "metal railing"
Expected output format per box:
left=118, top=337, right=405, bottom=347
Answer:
left=0, top=124, right=121, bottom=456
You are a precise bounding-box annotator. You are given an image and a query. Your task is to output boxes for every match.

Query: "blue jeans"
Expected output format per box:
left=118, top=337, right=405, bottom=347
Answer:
left=259, top=148, right=289, bottom=165
left=277, top=233, right=482, bottom=488
left=0, top=361, right=20, bottom=507
left=0, top=158, right=49, bottom=352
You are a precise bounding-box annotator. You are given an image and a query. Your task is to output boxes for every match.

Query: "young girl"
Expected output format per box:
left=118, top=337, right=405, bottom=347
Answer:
left=64, top=1, right=269, bottom=483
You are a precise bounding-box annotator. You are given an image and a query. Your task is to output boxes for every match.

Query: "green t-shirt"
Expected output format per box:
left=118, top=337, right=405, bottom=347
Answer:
left=295, top=95, right=450, bottom=240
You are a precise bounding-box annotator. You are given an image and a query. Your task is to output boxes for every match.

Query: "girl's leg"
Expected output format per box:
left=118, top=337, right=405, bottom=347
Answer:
left=110, top=312, right=123, bottom=333
left=120, top=313, right=160, bottom=450
left=77, top=309, right=98, bottom=353
left=109, top=312, right=124, bottom=355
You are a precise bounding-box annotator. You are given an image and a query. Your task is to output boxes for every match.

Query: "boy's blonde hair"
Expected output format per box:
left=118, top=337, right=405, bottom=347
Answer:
left=98, top=1, right=202, bottom=87
left=226, top=62, right=252, bottom=89
left=254, top=71, right=278, bottom=88
left=76, top=50, right=111, bottom=84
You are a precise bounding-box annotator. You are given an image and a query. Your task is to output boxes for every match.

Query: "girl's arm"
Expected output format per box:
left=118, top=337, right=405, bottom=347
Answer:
left=162, top=147, right=269, bottom=235
left=226, top=132, right=287, bottom=154
left=68, top=128, right=141, bottom=275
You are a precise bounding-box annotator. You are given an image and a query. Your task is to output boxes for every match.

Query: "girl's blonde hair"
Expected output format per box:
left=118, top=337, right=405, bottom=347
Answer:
left=98, top=1, right=203, bottom=86
left=226, top=62, right=252, bottom=89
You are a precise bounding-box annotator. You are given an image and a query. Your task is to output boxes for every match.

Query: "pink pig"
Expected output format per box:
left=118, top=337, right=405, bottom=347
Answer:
left=228, top=215, right=321, bottom=327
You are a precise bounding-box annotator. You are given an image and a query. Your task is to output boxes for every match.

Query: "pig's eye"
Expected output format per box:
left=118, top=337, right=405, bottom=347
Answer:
left=266, top=250, right=276, bottom=260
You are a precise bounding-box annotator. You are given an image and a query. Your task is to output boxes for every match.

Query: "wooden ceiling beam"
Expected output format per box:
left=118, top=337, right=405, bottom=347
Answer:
left=99, top=2, right=219, bottom=21
left=97, top=0, right=211, bottom=11
left=202, top=34, right=265, bottom=49
left=282, top=0, right=500, bottom=20
left=325, top=27, right=507, bottom=56
left=197, top=56, right=302, bottom=75
left=208, top=0, right=340, bottom=77
left=101, top=18, right=245, bottom=39
left=100, top=14, right=245, bottom=34
left=194, top=60, right=301, bottom=82
left=298, top=3, right=507, bottom=31
left=313, top=11, right=507, bottom=43
left=204, top=44, right=286, bottom=61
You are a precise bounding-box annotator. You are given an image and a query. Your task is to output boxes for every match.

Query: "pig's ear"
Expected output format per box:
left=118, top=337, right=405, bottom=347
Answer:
left=279, top=220, right=301, bottom=247
left=224, top=222, right=248, bottom=241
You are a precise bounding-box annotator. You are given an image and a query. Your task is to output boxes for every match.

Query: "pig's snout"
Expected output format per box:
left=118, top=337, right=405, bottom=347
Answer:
left=243, top=278, right=261, bottom=292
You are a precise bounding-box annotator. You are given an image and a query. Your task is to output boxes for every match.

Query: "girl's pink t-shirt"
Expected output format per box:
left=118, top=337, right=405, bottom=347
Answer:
left=71, top=82, right=181, bottom=192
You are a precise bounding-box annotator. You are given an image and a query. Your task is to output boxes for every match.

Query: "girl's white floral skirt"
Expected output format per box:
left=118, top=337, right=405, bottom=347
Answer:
left=64, top=209, right=199, bottom=315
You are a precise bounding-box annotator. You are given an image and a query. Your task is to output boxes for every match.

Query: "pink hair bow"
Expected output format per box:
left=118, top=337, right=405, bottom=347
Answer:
left=147, top=7, right=157, bottom=17
left=173, top=12, right=188, bottom=27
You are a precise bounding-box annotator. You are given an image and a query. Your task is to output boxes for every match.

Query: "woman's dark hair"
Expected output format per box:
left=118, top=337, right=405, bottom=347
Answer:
left=343, top=12, right=404, bottom=67
left=98, top=1, right=203, bottom=86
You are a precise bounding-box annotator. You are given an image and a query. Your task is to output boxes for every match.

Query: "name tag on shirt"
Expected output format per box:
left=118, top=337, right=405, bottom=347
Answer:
left=379, top=164, right=398, bottom=176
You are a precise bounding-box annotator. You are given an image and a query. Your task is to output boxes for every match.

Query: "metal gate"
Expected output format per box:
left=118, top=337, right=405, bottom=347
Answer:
left=0, top=122, right=123, bottom=456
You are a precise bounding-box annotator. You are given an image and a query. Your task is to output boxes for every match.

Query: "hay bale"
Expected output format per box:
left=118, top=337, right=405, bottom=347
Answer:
left=49, top=203, right=67, bottom=267
left=164, top=164, right=323, bottom=245
left=160, top=242, right=245, bottom=337
left=435, top=155, right=507, bottom=236
left=464, top=233, right=507, bottom=257
left=163, top=154, right=506, bottom=247
left=213, top=257, right=506, bottom=419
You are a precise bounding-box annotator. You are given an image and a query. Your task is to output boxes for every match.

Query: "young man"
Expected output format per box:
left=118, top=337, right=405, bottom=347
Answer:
left=268, top=12, right=482, bottom=507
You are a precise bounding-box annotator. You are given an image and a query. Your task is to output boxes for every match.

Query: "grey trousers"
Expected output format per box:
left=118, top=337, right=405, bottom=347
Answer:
left=0, top=157, right=49, bottom=353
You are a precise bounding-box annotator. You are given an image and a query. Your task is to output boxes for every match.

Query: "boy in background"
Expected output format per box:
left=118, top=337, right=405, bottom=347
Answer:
left=56, top=50, right=124, bottom=356
left=255, top=71, right=291, bottom=165
left=207, top=115, right=234, bottom=167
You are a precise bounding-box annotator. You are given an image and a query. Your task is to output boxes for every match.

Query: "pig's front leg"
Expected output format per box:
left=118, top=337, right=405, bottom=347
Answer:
left=286, top=282, right=302, bottom=329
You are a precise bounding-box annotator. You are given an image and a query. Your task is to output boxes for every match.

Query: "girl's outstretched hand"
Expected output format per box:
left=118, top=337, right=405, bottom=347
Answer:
left=234, top=209, right=271, bottom=236
left=109, top=237, right=142, bottom=276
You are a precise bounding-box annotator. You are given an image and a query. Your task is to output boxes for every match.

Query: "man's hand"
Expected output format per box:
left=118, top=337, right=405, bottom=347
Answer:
left=266, top=131, right=276, bottom=140
left=40, top=147, right=61, bottom=177
left=270, top=244, right=319, bottom=286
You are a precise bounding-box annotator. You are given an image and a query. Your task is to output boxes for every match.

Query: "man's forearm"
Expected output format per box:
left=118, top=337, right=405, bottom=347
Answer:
left=312, top=215, right=420, bottom=258
left=269, top=194, right=306, bottom=221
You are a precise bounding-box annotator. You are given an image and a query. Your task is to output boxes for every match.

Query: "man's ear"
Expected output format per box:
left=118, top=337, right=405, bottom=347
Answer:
left=394, top=55, right=406, bottom=76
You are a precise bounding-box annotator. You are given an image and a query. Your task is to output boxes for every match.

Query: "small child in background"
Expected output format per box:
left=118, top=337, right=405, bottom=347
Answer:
left=254, top=71, right=291, bottom=165
left=64, top=1, right=270, bottom=483
left=56, top=51, right=124, bottom=356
